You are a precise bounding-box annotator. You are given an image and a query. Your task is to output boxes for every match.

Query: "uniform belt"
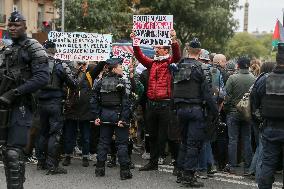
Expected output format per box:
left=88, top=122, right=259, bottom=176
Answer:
left=176, top=103, right=201, bottom=109
left=147, top=99, right=171, bottom=107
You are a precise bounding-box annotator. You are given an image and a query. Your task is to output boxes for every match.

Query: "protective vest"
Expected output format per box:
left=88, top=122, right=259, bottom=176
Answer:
left=43, top=57, right=62, bottom=90
left=0, top=39, right=33, bottom=95
left=173, top=59, right=201, bottom=99
left=262, top=72, right=284, bottom=119
left=100, top=75, right=124, bottom=107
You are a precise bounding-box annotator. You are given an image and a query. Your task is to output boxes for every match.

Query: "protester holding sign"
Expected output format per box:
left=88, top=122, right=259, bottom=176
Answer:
left=130, top=22, right=181, bottom=171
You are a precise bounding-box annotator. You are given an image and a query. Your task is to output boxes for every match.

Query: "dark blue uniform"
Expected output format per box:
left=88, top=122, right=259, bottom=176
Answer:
left=0, top=11, right=49, bottom=189
left=251, top=68, right=284, bottom=189
left=37, top=56, right=77, bottom=173
left=91, top=62, right=132, bottom=179
left=173, top=57, right=218, bottom=186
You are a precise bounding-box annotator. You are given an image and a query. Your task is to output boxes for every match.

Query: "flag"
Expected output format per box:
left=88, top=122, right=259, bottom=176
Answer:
left=272, top=20, right=284, bottom=47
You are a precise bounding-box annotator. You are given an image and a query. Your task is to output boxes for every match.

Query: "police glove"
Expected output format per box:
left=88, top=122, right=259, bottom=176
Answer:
left=0, top=89, right=19, bottom=106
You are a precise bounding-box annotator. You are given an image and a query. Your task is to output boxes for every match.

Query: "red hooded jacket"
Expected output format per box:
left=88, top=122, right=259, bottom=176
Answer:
left=133, top=43, right=181, bottom=100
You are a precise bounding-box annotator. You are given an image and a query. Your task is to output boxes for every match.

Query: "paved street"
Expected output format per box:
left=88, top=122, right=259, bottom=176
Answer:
left=0, top=155, right=283, bottom=189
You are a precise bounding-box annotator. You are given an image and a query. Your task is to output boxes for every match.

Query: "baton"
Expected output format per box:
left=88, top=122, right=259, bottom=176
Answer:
left=90, top=121, right=130, bottom=127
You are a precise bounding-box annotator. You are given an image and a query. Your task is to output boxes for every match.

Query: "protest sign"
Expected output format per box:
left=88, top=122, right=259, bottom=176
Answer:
left=48, top=31, right=112, bottom=61
left=133, top=15, right=173, bottom=47
left=111, top=45, right=133, bottom=80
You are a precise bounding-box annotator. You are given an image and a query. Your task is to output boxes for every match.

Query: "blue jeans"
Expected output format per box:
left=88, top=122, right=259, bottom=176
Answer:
left=64, top=119, right=90, bottom=156
left=227, top=113, right=252, bottom=169
left=198, top=141, right=215, bottom=171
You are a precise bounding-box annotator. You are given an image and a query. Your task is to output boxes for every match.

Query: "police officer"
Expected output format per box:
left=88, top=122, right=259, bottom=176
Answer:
left=36, top=40, right=77, bottom=175
left=252, top=42, right=284, bottom=189
left=173, top=38, right=218, bottom=187
left=92, top=58, right=132, bottom=180
left=0, top=11, right=49, bottom=188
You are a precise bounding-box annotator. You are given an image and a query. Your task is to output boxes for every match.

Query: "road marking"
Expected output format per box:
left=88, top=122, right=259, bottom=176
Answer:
left=135, top=164, right=283, bottom=188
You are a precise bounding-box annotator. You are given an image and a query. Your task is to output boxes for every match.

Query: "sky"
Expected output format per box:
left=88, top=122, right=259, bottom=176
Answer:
left=233, top=0, right=284, bottom=33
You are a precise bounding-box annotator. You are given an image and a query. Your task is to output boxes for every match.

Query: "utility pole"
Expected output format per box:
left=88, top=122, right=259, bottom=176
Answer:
left=243, top=0, right=249, bottom=32
left=282, top=8, right=284, bottom=26
left=61, top=0, right=65, bottom=32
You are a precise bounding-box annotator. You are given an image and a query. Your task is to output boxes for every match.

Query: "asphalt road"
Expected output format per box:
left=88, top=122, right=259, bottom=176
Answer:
left=0, top=155, right=282, bottom=189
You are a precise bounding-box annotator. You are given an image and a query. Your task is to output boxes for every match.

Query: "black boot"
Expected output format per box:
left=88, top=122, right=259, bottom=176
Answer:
left=62, top=156, right=71, bottom=166
left=138, top=161, right=158, bottom=171
left=176, top=168, right=183, bottom=183
left=107, top=156, right=117, bottom=168
left=37, top=161, right=47, bottom=170
left=46, top=166, right=67, bottom=175
left=95, top=161, right=105, bottom=177
left=120, top=165, right=133, bottom=180
left=82, top=157, right=89, bottom=167
left=182, top=171, right=204, bottom=188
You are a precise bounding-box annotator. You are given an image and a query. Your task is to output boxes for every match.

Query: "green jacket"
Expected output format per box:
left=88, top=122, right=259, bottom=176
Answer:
left=224, top=69, right=256, bottom=114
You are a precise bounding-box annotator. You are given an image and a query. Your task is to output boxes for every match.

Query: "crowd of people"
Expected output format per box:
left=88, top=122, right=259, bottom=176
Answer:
left=1, top=11, right=284, bottom=189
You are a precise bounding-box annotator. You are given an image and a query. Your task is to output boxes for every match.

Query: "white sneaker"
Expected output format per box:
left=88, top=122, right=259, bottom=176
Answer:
left=158, top=157, right=166, bottom=165
left=141, top=152, right=150, bottom=160
left=74, top=146, right=82, bottom=156
left=89, top=154, right=97, bottom=161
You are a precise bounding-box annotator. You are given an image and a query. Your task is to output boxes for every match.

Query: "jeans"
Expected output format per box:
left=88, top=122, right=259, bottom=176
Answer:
left=227, top=113, right=252, bottom=169
left=198, top=141, right=215, bottom=171
left=64, top=119, right=91, bottom=156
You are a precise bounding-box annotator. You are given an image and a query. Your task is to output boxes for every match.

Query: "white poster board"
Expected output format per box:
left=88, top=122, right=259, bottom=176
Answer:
left=48, top=31, right=112, bottom=61
left=133, top=15, right=173, bottom=47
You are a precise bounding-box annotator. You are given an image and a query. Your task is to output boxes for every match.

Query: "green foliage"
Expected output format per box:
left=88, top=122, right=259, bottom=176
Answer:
left=54, top=0, right=133, bottom=40
left=225, top=32, right=273, bottom=60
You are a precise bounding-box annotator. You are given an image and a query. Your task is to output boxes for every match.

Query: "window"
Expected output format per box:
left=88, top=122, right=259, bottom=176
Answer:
left=37, top=4, right=44, bottom=30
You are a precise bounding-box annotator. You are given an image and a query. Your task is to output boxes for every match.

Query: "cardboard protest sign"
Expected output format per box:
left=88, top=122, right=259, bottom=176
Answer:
left=48, top=31, right=112, bottom=61
left=133, top=15, right=173, bottom=47
left=111, top=45, right=133, bottom=81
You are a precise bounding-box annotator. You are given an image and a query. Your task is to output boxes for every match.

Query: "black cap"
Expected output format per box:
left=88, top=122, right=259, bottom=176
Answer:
left=8, top=11, right=26, bottom=22
left=276, top=42, right=284, bottom=64
left=43, top=40, right=56, bottom=49
left=106, top=58, right=123, bottom=65
left=189, top=37, right=201, bottom=48
left=237, top=57, right=250, bottom=69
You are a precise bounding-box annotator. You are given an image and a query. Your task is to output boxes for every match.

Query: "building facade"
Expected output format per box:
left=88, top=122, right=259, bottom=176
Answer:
left=0, top=0, right=57, bottom=37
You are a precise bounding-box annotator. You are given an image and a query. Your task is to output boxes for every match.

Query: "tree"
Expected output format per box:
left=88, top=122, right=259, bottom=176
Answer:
left=54, top=0, right=133, bottom=40
left=225, top=32, right=270, bottom=59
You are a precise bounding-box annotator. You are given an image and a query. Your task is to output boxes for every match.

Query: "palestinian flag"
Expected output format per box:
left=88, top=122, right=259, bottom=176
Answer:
left=272, top=20, right=284, bottom=47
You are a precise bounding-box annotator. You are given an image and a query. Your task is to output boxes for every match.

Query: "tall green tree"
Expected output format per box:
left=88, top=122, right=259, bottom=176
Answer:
left=225, top=32, right=270, bottom=59
left=54, top=0, right=133, bottom=40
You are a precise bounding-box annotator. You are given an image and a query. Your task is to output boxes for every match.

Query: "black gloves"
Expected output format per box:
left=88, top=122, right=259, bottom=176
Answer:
left=0, top=89, right=19, bottom=106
